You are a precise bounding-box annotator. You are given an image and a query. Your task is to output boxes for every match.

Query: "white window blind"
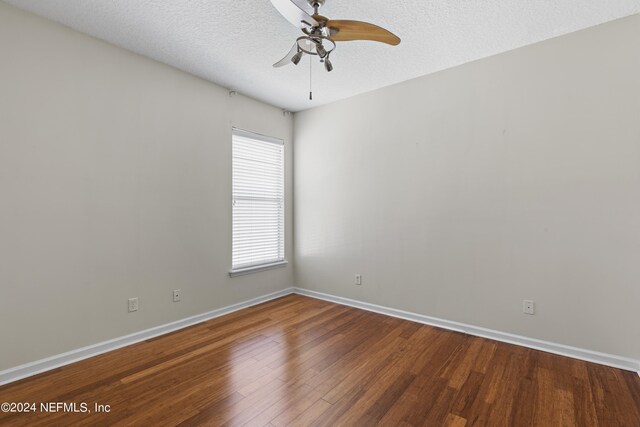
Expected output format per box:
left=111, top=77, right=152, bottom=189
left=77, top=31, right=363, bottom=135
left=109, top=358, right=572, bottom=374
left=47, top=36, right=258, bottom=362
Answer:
left=231, top=128, right=285, bottom=272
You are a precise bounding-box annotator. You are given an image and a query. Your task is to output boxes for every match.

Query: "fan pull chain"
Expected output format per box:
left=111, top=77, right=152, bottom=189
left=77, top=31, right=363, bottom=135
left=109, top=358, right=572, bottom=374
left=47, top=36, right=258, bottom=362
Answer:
left=309, top=54, right=313, bottom=101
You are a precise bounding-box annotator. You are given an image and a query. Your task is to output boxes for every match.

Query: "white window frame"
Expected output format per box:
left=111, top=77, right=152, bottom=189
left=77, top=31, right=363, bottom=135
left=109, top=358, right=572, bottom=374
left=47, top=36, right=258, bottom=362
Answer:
left=229, top=128, right=286, bottom=277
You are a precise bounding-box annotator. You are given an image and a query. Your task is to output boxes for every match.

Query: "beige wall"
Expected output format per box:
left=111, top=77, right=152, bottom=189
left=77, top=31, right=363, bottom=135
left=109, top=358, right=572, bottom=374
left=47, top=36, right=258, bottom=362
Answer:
left=294, top=15, right=640, bottom=360
left=0, top=2, right=293, bottom=370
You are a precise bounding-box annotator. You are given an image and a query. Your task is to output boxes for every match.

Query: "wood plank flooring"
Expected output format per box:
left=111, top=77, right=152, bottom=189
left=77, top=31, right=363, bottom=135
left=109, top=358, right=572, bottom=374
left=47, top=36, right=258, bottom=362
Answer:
left=1, top=294, right=638, bottom=426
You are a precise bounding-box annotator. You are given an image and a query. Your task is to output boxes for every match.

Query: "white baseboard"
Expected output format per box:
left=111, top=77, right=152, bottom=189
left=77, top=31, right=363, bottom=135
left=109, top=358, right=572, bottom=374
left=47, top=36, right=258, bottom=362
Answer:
left=293, top=288, right=640, bottom=373
left=2, top=285, right=638, bottom=387
left=0, top=287, right=295, bottom=386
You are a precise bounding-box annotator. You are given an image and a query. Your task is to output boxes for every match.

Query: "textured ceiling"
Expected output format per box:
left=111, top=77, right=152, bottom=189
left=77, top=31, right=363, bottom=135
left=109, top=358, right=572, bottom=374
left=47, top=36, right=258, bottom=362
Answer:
left=3, top=0, right=640, bottom=111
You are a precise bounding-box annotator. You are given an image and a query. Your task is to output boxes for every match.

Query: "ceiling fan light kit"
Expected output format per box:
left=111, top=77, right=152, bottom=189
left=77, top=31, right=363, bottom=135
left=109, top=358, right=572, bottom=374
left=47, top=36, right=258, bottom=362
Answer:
left=291, top=50, right=303, bottom=65
left=271, top=0, right=401, bottom=99
left=324, top=57, right=333, bottom=72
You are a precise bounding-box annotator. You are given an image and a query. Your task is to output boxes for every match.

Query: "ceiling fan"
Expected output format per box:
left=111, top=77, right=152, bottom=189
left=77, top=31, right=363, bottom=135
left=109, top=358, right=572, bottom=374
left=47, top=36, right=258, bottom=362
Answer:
left=270, top=0, right=401, bottom=74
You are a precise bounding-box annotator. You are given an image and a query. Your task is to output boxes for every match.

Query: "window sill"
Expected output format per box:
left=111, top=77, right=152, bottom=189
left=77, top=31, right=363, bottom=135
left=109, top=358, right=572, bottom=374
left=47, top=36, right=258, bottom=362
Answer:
left=229, top=261, right=288, bottom=277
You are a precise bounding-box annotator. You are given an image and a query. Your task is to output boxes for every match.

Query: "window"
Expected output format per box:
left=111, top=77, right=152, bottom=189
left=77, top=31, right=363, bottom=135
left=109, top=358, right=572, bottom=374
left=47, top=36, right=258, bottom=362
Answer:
left=230, top=128, right=285, bottom=275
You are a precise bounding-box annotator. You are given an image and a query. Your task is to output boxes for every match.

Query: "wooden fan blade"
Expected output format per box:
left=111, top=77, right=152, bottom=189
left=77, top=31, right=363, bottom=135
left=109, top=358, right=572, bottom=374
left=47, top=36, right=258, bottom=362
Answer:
left=273, top=43, right=298, bottom=67
left=270, top=0, right=319, bottom=29
left=326, top=20, right=400, bottom=45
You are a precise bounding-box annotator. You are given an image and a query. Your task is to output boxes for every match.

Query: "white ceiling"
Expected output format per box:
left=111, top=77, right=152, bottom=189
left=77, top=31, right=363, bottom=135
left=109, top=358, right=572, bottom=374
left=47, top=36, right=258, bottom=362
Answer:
left=4, top=0, right=640, bottom=111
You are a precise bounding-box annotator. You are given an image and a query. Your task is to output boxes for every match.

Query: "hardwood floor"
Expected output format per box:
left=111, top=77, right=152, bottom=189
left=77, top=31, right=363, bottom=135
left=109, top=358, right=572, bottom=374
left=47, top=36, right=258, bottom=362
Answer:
left=1, top=294, right=639, bottom=426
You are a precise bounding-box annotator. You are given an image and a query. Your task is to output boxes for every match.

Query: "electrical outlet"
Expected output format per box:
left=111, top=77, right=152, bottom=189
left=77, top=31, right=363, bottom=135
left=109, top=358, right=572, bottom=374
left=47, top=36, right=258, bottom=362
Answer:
left=523, top=300, right=535, bottom=315
left=173, top=289, right=182, bottom=302
left=128, top=297, right=139, bottom=313
left=355, top=274, right=362, bottom=286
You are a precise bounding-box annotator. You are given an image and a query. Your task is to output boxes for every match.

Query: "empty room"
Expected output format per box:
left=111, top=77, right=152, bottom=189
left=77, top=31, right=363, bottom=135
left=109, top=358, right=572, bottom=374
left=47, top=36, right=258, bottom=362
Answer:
left=1, top=0, right=639, bottom=425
